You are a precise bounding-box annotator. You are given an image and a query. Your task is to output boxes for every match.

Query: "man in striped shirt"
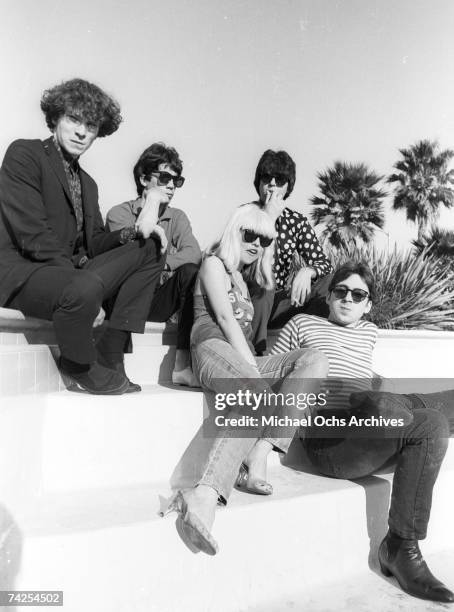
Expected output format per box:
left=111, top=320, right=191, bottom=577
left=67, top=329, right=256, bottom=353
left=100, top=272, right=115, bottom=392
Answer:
left=272, top=261, right=454, bottom=604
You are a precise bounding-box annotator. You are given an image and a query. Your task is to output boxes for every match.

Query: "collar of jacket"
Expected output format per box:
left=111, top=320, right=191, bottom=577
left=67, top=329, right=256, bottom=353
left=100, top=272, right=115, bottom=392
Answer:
left=42, top=137, right=73, bottom=203
left=42, top=137, right=97, bottom=227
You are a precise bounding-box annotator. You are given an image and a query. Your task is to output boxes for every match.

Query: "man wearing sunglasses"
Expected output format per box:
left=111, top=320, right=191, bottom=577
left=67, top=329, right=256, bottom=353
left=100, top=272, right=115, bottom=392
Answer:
left=250, top=149, right=332, bottom=354
left=107, top=143, right=201, bottom=386
left=272, top=261, right=454, bottom=604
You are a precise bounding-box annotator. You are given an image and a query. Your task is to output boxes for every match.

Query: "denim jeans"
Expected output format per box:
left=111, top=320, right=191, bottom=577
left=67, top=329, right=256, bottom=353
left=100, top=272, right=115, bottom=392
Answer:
left=191, top=337, right=326, bottom=503
left=304, top=391, right=453, bottom=539
left=411, top=390, right=454, bottom=433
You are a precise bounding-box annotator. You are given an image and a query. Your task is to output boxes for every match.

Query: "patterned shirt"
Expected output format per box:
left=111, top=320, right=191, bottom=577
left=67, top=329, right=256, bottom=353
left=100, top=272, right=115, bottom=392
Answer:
left=54, top=138, right=84, bottom=232
left=274, top=207, right=332, bottom=290
left=271, top=314, right=378, bottom=408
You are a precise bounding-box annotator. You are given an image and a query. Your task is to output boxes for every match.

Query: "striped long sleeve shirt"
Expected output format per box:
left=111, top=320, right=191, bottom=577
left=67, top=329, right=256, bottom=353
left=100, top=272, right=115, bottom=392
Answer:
left=271, top=314, right=378, bottom=408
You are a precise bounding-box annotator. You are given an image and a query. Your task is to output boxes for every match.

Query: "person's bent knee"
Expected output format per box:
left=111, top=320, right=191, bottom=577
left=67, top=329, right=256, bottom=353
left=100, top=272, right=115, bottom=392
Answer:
left=175, top=262, right=199, bottom=286
left=412, top=408, right=450, bottom=438
left=294, top=348, right=329, bottom=378
left=424, top=408, right=450, bottom=444
left=123, top=236, right=161, bottom=259
left=409, top=408, right=450, bottom=461
left=58, top=270, right=103, bottom=314
left=144, top=236, right=161, bottom=256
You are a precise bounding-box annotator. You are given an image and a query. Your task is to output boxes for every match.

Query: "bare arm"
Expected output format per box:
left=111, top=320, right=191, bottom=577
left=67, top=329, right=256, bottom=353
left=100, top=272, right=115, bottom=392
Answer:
left=134, top=187, right=168, bottom=253
left=200, top=256, right=258, bottom=368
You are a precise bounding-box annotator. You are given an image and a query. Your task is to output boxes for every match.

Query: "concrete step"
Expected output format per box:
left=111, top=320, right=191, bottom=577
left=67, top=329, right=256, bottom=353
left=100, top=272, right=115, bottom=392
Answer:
left=249, top=549, right=454, bottom=612
left=0, top=326, right=177, bottom=391
left=4, top=455, right=453, bottom=612
left=43, top=386, right=207, bottom=492
left=3, top=383, right=454, bottom=499
left=2, top=313, right=454, bottom=389
left=2, top=336, right=454, bottom=395
left=0, top=386, right=204, bottom=499
left=2, top=308, right=454, bottom=611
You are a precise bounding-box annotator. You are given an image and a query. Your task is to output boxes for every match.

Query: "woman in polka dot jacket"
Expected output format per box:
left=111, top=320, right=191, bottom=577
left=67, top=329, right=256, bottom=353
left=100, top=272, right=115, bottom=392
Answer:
left=247, top=149, right=332, bottom=354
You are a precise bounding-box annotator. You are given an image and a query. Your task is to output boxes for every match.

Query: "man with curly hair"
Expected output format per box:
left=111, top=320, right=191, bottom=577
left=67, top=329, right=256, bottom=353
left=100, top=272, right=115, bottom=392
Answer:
left=0, top=78, right=166, bottom=395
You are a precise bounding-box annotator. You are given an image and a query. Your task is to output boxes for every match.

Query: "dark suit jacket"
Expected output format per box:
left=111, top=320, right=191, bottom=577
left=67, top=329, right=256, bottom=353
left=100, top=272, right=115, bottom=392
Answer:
left=0, top=137, right=122, bottom=306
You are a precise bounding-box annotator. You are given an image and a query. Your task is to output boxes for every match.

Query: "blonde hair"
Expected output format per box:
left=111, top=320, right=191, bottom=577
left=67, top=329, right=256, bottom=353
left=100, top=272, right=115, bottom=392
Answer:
left=206, top=203, right=276, bottom=290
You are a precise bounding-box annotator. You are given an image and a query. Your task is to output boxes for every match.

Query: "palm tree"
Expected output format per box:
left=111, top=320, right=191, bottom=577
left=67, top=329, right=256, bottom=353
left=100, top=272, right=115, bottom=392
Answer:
left=412, top=227, right=454, bottom=299
left=387, top=140, right=454, bottom=241
left=309, top=161, right=386, bottom=249
left=412, top=226, right=454, bottom=258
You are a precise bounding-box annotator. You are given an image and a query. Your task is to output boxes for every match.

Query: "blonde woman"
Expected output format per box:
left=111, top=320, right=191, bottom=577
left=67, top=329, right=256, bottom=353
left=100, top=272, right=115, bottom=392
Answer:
left=165, top=204, right=327, bottom=555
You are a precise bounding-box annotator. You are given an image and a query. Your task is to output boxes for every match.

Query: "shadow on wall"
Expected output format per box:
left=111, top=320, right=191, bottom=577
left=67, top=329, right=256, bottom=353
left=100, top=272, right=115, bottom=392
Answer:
left=284, top=435, right=392, bottom=576
left=353, top=475, right=391, bottom=571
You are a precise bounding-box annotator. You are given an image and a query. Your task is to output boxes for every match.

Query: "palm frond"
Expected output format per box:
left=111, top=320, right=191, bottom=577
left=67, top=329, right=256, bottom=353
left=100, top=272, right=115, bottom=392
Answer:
left=388, top=140, right=454, bottom=234
left=309, top=161, right=387, bottom=247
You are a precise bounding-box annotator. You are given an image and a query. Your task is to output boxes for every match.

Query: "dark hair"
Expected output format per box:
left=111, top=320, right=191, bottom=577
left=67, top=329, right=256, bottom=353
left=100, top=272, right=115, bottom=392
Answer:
left=40, top=78, right=122, bottom=138
left=253, top=149, right=296, bottom=200
left=329, top=261, right=375, bottom=301
left=133, top=143, right=183, bottom=196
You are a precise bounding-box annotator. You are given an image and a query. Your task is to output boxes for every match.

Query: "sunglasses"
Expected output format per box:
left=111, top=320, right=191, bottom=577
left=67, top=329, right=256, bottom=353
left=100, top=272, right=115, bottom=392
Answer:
left=331, top=285, right=370, bottom=303
left=242, top=229, right=273, bottom=248
left=260, top=173, right=289, bottom=187
left=150, top=171, right=185, bottom=188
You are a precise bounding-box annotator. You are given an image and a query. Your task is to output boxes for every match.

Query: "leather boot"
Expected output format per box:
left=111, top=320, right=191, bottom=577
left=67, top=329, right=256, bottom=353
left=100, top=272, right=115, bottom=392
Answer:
left=378, top=532, right=454, bottom=602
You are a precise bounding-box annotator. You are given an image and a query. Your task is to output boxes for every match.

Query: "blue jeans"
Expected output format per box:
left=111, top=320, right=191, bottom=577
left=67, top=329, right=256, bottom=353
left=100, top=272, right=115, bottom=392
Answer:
left=304, top=390, right=453, bottom=539
left=191, top=337, right=326, bottom=503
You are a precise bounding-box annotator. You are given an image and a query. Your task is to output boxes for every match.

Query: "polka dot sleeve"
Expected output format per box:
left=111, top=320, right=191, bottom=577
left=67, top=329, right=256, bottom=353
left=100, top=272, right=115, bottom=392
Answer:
left=273, top=208, right=332, bottom=290
left=294, top=216, right=332, bottom=280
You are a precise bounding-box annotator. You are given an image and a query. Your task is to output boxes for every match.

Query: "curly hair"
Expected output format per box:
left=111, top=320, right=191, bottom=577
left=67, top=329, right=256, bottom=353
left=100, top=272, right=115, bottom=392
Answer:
left=328, top=261, right=376, bottom=302
left=40, top=78, right=122, bottom=138
left=253, top=149, right=296, bottom=200
left=206, top=203, right=276, bottom=290
left=133, top=143, right=183, bottom=196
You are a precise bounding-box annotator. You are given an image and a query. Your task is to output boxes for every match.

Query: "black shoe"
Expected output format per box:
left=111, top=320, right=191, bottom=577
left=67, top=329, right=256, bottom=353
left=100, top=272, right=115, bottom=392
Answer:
left=378, top=532, right=454, bottom=603
left=124, top=378, right=142, bottom=393
left=111, top=361, right=142, bottom=393
left=60, top=361, right=130, bottom=395
left=96, top=352, right=142, bottom=393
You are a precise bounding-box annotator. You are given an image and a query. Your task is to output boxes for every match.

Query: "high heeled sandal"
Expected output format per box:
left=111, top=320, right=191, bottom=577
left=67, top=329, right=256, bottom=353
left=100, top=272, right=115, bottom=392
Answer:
left=171, top=367, right=200, bottom=388
left=235, top=462, right=273, bottom=496
left=162, top=491, right=219, bottom=556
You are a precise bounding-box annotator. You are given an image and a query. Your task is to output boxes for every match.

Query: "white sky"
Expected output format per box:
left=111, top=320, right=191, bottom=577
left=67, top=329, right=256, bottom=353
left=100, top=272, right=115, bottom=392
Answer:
left=1, top=0, right=454, bottom=250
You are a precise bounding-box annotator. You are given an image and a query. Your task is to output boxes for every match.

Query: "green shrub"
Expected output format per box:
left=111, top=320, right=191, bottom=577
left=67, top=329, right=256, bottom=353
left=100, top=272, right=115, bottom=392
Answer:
left=328, top=243, right=454, bottom=330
